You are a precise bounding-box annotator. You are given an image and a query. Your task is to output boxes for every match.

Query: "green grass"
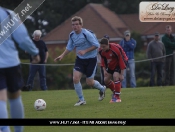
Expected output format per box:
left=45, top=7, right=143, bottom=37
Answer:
left=12, top=86, right=175, bottom=132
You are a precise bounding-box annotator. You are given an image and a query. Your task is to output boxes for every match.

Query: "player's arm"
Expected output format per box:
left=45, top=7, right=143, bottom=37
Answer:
left=119, top=69, right=125, bottom=81
left=54, top=49, right=71, bottom=62
left=78, top=45, right=97, bottom=55
left=8, top=10, right=38, bottom=57
left=12, top=23, right=39, bottom=57
left=115, top=48, right=126, bottom=81
left=78, top=31, right=99, bottom=55
left=54, top=38, right=73, bottom=61
left=11, top=18, right=40, bottom=63
left=113, top=47, right=126, bottom=70
left=86, top=45, right=98, bottom=52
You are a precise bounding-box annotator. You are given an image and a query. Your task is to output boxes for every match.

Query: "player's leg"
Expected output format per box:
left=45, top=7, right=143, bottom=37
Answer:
left=0, top=68, right=11, bottom=132
left=8, top=90, right=24, bottom=132
left=112, top=71, right=122, bottom=102
left=73, top=57, right=86, bottom=106
left=103, top=70, right=114, bottom=92
left=26, top=64, right=38, bottom=90
left=6, top=65, right=24, bottom=132
left=85, top=57, right=106, bottom=101
left=0, top=89, right=10, bottom=132
left=73, top=70, right=85, bottom=106
left=86, top=77, right=106, bottom=101
left=38, top=65, right=47, bottom=90
left=103, top=66, right=121, bottom=103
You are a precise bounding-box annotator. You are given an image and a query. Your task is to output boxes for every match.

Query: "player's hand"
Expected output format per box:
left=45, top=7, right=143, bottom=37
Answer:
left=77, top=50, right=86, bottom=56
left=31, top=55, right=40, bottom=64
left=54, top=55, right=63, bottom=62
left=119, top=74, right=124, bottom=81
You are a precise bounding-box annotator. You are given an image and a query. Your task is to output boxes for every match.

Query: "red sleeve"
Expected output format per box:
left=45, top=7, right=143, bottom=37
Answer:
left=112, top=46, right=126, bottom=70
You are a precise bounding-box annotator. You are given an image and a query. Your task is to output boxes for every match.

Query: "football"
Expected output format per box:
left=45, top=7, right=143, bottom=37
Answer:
left=34, top=99, right=46, bottom=111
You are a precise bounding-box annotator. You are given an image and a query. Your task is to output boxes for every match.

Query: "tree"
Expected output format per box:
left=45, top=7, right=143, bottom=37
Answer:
left=1, top=0, right=169, bottom=36
left=0, top=0, right=23, bottom=9
left=131, top=32, right=144, bottom=53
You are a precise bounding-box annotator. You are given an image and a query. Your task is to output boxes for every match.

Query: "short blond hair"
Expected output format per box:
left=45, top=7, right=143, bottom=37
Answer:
left=71, top=16, right=83, bottom=25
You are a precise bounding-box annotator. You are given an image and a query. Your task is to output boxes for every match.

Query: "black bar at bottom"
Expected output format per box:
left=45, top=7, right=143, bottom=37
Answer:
left=0, top=119, right=174, bottom=126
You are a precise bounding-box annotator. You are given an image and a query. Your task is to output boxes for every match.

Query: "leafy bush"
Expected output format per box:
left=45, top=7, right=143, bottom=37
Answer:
left=135, top=52, right=151, bottom=87
left=137, top=77, right=150, bottom=87
left=45, top=48, right=76, bottom=90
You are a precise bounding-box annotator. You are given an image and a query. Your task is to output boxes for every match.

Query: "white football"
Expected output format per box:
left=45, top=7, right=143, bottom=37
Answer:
left=34, top=99, right=46, bottom=111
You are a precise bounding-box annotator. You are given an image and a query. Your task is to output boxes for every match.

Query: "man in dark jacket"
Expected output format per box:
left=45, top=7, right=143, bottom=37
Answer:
left=162, top=25, right=175, bottom=86
left=26, top=30, right=49, bottom=90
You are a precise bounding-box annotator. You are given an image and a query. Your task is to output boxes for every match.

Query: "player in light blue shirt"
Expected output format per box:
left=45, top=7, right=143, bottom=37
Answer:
left=0, top=8, right=39, bottom=68
left=66, top=28, right=99, bottom=59
left=54, top=16, right=106, bottom=106
left=0, top=7, right=40, bottom=132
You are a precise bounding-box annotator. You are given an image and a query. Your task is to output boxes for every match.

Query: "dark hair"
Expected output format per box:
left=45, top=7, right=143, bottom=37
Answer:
left=100, top=38, right=109, bottom=45
left=103, top=35, right=110, bottom=40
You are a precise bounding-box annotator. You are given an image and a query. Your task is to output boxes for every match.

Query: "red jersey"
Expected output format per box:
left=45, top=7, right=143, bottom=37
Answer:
left=99, top=43, right=127, bottom=70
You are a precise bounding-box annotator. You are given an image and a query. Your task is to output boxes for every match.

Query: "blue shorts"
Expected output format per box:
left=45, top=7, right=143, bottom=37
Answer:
left=74, top=56, right=97, bottom=78
left=0, top=65, right=24, bottom=93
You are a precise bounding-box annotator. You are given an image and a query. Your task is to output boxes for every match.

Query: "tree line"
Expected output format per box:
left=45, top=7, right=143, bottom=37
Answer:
left=1, top=0, right=170, bottom=36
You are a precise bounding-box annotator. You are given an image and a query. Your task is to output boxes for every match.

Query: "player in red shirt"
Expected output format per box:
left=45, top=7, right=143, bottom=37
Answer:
left=99, top=38, right=128, bottom=103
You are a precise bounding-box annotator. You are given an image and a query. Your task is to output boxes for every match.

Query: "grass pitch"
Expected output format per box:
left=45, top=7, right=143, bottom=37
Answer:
left=16, top=86, right=175, bottom=132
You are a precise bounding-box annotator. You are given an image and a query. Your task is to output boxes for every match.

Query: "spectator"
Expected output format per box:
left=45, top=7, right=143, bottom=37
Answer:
left=146, top=32, right=166, bottom=86
left=162, top=25, right=175, bottom=86
left=119, top=30, right=136, bottom=88
left=26, top=30, right=49, bottom=90
left=54, top=16, right=106, bottom=106
left=0, top=7, right=40, bottom=132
